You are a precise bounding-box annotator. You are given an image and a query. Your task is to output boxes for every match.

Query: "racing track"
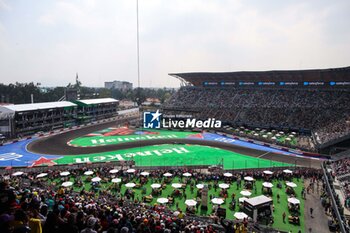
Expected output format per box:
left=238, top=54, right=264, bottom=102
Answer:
left=27, top=121, right=322, bottom=168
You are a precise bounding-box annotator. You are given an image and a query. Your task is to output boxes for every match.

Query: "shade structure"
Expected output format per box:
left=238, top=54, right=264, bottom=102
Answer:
left=286, top=182, right=297, bottom=188
left=125, top=183, right=136, bottom=188
left=60, top=171, right=70, bottom=176
left=244, top=176, right=254, bottom=181
left=84, top=171, right=94, bottom=176
left=263, top=170, right=273, bottom=175
left=196, top=184, right=204, bottom=189
left=109, top=169, right=119, bottom=174
left=253, top=133, right=259, bottom=136
left=292, top=132, right=297, bottom=135
left=283, top=169, right=293, bottom=174
left=211, top=198, right=224, bottom=205
left=285, top=138, right=292, bottom=141
left=239, top=197, right=248, bottom=203
left=163, top=172, right=173, bottom=177
left=219, top=183, right=230, bottom=189
left=240, top=190, right=252, bottom=197
left=157, top=198, right=169, bottom=204
left=12, top=171, right=24, bottom=176
left=183, top=172, right=192, bottom=177
left=234, top=212, right=248, bottom=220
left=223, top=172, right=233, bottom=177
left=275, top=134, right=281, bottom=137
left=262, top=135, right=268, bottom=138
left=267, top=132, right=272, bottom=135
left=36, top=173, right=48, bottom=178
left=111, top=178, right=121, bottom=183
left=262, top=182, right=274, bottom=188
left=140, top=171, right=150, bottom=176
left=271, top=136, right=277, bottom=140
left=172, top=183, right=183, bottom=189
left=151, top=183, right=161, bottom=189
left=126, top=169, right=136, bottom=173
left=185, top=199, right=197, bottom=206
left=91, top=177, right=102, bottom=182
left=279, top=131, right=284, bottom=134
left=62, top=181, right=73, bottom=187
left=288, top=197, right=300, bottom=205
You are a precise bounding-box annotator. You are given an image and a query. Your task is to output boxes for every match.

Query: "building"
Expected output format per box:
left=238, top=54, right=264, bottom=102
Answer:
left=104, top=81, right=133, bottom=90
left=73, top=98, right=119, bottom=123
left=0, top=101, right=77, bottom=138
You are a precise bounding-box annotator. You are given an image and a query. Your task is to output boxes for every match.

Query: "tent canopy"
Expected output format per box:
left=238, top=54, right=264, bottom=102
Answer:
left=245, top=195, right=272, bottom=207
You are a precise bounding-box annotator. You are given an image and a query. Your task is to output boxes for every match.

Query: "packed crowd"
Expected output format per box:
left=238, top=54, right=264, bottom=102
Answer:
left=163, top=87, right=350, bottom=146
left=0, top=165, right=323, bottom=233
left=331, top=158, right=350, bottom=211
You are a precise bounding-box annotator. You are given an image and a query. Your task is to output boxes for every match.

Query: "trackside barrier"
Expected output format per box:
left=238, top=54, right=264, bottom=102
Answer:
left=215, top=130, right=331, bottom=159
left=322, top=163, right=349, bottom=233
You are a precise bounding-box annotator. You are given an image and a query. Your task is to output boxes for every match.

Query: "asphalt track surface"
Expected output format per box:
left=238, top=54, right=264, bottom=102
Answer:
left=27, top=121, right=322, bottom=169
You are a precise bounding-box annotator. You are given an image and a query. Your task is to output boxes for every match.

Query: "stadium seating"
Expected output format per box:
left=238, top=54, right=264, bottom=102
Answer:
left=163, top=87, right=350, bottom=149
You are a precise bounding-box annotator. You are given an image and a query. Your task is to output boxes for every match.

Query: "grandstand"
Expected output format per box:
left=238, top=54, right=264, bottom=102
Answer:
left=163, top=66, right=350, bottom=153
left=0, top=101, right=77, bottom=138
left=0, top=98, right=119, bottom=138
left=73, top=98, right=119, bottom=123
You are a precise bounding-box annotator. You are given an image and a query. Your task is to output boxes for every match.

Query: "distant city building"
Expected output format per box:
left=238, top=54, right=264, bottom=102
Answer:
left=104, top=81, right=133, bottom=90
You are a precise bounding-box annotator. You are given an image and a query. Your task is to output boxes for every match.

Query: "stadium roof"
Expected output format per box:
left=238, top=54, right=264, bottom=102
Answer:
left=3, top=101, right=76, bottom=112
left=169, top=66, right=350, bottom=86
left=75, top=98, right=118, bottom=105
left=0, top=101, right=77, bottom=120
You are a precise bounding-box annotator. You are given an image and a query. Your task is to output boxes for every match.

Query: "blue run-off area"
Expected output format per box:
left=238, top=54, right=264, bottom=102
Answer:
left=0, top=138, right=61, bottom=167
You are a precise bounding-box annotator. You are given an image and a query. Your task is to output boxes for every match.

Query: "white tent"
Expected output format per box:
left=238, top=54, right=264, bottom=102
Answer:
left=183, top=172, right=192, bottom=177
left=262, top=182, right=273, bottom=188
left=288, top=197, right=300, bottom=205
left=91, top=177, right=101, bottom=182
left=157, top=198, right=169, bottom=204
left=111, top=178, right=122, bottom=183
left=151, top=183, right=162, bottom=189
left=12, top=171, right=24, bottom=176
left=172, top=183, right=183, bottom=189
left=234, top=212, right=248, bottom=220
left=60, top=171, right=70, bottom=176
left=140, top=172, right=150, bottom=176
left=185, top=200, right=197, bottom=206
left=286, top=182, right=297, bottom=188
left=240, top=190, right=252, bottom=197
left=84, top=171, right=94, bottom=176
left=125, top=183, right=136, bottom=188
left=163, top=172, right=172, bottom=177
left=36, top=173, right=48, bottom=178
left=211, top=198, right=224, bottom=205
left=62, top=181, right=73, bottom=187
left=219, top=183, right=230, bottom=189
left=109, top=169, right=119, bottom=174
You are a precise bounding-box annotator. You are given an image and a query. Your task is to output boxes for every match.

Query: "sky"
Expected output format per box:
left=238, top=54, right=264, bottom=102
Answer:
left=0, top=0, right=349, bottom=88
